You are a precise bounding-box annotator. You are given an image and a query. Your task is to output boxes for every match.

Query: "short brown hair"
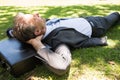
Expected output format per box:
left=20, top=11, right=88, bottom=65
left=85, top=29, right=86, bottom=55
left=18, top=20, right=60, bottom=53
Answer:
left=13, top=13, right=45, bottom=42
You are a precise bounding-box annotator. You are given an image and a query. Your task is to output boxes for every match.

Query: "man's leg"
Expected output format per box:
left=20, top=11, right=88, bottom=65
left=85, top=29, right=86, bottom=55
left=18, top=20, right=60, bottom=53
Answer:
left=86, top=12, right=120, bottom=37
left=104, top=12, right=120, bottom=30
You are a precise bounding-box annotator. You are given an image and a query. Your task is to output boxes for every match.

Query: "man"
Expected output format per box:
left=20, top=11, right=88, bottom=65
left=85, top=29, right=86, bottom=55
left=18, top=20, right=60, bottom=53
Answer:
left=7, top=12, right=120, bottom=75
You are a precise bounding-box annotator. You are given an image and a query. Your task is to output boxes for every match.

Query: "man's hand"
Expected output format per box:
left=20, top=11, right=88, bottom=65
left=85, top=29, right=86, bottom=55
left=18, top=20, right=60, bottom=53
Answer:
left=26, top=35, right=43, bottom=44
left=26, top=35, right=45, bottom=51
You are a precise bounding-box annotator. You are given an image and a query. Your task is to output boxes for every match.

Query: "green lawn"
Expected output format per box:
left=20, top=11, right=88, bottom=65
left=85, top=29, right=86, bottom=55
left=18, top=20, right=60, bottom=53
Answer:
left=0, top=5, right=120, bottom=80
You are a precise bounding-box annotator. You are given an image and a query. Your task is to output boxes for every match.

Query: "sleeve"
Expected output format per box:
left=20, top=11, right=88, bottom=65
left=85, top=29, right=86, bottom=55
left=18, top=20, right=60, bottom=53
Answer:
left=6, top=28, right=14, bottom=38
left=35, top=44, right=72, bottom=75
left=80, top=36, right=108, bottom=48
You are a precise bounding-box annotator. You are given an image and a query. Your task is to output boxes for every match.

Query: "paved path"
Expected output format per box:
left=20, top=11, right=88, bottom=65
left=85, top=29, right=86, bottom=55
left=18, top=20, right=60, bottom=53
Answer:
left=0, top=0, right=120, bottom=6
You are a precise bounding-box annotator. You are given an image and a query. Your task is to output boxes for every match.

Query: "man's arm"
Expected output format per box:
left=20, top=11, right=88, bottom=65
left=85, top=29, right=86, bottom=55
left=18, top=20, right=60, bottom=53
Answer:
left=36, top=44, right=71, bottom=75
left=80, top=36, right=108, bottom=48
left=27, top=36, right=71, bottom=75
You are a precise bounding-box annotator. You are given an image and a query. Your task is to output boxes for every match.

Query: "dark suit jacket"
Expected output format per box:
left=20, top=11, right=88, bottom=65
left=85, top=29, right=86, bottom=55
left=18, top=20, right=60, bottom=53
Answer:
left=42, top=27, right=107, bottom=50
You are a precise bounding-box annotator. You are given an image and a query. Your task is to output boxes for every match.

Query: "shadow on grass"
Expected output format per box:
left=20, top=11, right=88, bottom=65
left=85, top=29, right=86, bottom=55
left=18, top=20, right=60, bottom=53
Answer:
left=0, top=5, right=120, bottom=80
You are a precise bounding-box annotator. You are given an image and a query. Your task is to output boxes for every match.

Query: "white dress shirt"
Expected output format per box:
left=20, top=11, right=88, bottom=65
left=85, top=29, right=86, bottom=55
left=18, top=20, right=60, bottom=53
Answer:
left=43, top=18, right=92, bottom=38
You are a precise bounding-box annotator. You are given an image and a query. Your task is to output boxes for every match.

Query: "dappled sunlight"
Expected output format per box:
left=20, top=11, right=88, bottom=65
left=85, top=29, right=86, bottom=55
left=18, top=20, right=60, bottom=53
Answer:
left=49, top=15, right=59, bottom=19
left=68, top=65, right=112, bottom=80
left=70, top=54, right=120, bottom=80
left=107, top=39, right=119, bottom=48
left=25, top=6, right=50, bottom=15
left=79, top=66, right=109, bottom=80
left=118, top=26, right=120, bottom=30
left=26, top=65, right=114, bottom=80
left=0, top=17, right=8, bottom=23
left=71, top=58, right=81, bottom=67
left=26, top=76, right=51, bottom=80
left=0, top=17, right=8, bottom=20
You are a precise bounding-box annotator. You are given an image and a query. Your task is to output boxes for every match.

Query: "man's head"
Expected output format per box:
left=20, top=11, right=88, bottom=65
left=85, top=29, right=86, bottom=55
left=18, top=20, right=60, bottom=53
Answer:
left=13, top=12, right=46, bottom=42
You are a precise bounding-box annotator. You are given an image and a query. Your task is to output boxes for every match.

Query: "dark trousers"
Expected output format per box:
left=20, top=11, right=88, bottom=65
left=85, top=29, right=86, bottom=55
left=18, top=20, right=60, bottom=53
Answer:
left=85, top=12, right=119, bottom=37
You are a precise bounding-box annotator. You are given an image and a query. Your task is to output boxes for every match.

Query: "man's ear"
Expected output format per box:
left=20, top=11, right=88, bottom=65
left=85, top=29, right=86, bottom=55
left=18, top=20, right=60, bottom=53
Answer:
left=34, top=29, right=41, bottom=36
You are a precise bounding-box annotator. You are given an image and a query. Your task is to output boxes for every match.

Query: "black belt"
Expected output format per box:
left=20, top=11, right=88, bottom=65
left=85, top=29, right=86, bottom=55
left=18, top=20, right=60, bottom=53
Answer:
left=85, top=18, right=98, bottom=37
left=84, top=17, right=96, bottom=28
left=86, top=20, right=95, bottom=28
left=85, top=18, right=97, bottom=33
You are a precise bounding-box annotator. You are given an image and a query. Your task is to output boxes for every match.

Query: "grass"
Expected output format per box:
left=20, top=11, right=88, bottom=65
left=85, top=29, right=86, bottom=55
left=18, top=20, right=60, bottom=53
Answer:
left=0, top=5, right=120, bottom=80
